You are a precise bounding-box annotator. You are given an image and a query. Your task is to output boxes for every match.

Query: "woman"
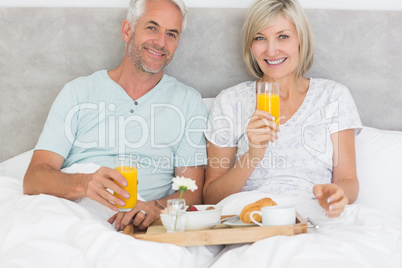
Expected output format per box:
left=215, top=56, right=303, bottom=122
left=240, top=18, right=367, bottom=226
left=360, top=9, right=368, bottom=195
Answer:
left=203, top=0, right=362, bottom=217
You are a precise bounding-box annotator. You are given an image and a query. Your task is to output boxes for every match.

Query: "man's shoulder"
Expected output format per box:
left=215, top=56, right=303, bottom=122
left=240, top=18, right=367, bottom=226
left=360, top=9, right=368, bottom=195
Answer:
left=60, top=70, right=114, bottom=99
left=66, top=70, right=108, bottom=87
left=159, top=75, right=206, bottom=115
left=162, top=74, right=202, bottom=98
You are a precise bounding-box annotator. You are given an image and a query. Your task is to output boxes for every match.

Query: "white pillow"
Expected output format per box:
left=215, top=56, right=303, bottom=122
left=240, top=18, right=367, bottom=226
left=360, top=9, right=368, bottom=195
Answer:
left=0, top=150, right=34, bottom=180
left=202, top=97, right=214, bottom=112
left=355, top=127, right=402, bottom=219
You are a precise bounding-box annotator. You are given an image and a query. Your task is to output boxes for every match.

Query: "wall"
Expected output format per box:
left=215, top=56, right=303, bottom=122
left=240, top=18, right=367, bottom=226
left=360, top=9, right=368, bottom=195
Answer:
left=0, top=0, right=401, bottom=10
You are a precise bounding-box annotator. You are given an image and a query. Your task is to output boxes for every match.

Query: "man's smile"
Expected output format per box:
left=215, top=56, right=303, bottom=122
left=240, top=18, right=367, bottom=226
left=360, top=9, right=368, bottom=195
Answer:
left=144, top=47, right=165, bottom=57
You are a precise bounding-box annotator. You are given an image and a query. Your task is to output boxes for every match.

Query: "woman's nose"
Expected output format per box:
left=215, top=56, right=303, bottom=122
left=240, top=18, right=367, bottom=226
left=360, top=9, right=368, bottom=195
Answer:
left=265, top=40, right=278, bottom=57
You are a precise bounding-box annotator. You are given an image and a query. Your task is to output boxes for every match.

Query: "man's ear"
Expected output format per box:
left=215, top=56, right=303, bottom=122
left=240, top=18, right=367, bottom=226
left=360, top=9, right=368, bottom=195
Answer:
left=122, top=20, right=132, bottom=43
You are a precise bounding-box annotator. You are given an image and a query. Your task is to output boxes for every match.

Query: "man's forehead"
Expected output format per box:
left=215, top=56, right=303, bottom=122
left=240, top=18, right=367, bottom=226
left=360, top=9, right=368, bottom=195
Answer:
left=140, top=0, right=183, bottom=32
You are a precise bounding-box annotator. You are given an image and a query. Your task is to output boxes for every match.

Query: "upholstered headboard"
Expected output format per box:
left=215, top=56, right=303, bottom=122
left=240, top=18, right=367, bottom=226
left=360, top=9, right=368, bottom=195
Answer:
left=0, top=7, right=401, bottom=162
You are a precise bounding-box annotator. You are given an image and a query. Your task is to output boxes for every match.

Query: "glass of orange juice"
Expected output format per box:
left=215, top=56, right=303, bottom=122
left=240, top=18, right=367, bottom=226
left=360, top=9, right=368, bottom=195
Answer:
left=114, top=155, right=137, bottom=212
left=257, top=82, right=280, bottom=125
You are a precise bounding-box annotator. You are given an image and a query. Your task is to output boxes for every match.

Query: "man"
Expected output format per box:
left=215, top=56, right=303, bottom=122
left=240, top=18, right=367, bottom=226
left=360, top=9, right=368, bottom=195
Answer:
left=23, top=0, right=207, bottom=231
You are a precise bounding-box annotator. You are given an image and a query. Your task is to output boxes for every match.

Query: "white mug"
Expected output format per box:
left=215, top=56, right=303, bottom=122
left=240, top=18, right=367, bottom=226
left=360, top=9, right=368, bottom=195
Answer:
left=250, top=206, right=296, bottom=226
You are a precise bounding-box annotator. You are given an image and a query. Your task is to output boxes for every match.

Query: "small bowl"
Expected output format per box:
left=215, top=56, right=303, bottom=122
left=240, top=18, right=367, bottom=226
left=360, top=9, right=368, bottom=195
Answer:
left=160, top=204, right=222, bottom=231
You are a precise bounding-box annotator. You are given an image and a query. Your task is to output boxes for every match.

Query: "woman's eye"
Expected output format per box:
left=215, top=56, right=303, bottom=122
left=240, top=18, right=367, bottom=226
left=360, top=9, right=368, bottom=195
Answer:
left=279, top=35, right=289, bottom=39
left=254, top=36, right=265, bottom=41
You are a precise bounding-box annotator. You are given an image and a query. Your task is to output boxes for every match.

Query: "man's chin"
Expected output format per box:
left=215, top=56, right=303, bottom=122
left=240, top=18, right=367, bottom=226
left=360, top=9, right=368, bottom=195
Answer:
left=141, top=62, right=170, bottom=74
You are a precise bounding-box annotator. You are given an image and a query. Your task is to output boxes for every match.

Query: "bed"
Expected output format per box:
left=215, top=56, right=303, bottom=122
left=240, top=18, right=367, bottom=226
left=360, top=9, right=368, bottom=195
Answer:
left=1, top=6, right=402, bottom=268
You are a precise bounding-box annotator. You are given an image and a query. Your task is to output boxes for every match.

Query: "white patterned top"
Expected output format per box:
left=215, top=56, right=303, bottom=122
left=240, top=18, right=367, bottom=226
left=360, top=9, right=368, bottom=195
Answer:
left=205, top=78, right=362, bottom=198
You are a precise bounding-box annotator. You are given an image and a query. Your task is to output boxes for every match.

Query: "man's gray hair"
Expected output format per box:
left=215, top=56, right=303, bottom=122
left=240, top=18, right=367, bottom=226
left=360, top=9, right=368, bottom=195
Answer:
left=127, top=0, right=188, bottom=32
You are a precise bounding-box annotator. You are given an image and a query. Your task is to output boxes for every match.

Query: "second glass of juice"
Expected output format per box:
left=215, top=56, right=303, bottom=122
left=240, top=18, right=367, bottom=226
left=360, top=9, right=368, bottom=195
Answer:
left=257, top=82, right=280, bottom=125
left=114, top=155, right=137, bottom=212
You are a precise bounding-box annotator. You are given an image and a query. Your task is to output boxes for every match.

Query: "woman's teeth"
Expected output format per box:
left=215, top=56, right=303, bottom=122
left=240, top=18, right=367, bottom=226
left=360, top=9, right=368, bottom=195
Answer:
left=266, top=58, right=286, bottom=65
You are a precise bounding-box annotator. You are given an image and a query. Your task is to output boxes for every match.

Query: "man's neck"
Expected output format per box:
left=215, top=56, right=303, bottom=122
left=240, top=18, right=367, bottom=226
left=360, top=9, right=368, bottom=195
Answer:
left=108, top=58, right=163, bottom=101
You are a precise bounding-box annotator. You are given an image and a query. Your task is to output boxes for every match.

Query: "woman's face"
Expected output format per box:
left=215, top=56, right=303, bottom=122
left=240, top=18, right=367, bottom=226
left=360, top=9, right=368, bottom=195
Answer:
left=251, top=14, right=300, bottom=81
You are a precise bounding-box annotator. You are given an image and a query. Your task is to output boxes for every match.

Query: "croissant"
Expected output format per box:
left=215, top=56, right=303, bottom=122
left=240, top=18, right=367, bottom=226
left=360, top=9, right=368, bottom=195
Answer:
left=240, top=197, right=277, bottom=223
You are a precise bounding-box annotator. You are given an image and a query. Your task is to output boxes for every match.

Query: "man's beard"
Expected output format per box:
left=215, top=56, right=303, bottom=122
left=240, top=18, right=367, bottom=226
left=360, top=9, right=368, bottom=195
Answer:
left=128, top=37, right=172, bottom=74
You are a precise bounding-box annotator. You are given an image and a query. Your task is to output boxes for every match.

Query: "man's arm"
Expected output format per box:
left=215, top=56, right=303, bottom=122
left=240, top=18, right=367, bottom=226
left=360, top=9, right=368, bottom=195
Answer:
left=23, top=150, right=130, bottom=211
left=109, top=165, right=205, bottom=231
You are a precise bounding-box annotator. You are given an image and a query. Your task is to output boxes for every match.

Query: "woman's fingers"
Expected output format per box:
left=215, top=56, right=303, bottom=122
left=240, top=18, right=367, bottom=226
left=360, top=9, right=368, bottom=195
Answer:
left=315, top=184, right=348, bottom=218
left=325, top=196, right=347, bottom=217
left=327, top=188, right=346, bottom=204
left=249, top=114, right=279, bottom=132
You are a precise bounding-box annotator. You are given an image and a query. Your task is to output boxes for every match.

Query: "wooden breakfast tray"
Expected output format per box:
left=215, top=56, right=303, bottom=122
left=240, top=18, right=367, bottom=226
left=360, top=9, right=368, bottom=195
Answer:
left=123, top=212, right=307, bottom=247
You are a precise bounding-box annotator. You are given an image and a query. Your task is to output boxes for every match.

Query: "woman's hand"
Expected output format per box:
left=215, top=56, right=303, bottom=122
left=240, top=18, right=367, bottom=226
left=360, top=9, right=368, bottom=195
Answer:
left=246, top=109, right=279, bottom=159
left=108, top=200, right=162, bottom=231
left=313, top=183, right=349, bottom=218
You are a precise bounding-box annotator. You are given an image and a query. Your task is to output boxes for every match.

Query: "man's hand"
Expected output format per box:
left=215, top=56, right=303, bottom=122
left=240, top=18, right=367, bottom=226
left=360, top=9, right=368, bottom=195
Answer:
left=108, top=200, right=162, bottom=231
left=313, top=183, right=348, bottom=218
left=83, top=167, right=130, bottom=211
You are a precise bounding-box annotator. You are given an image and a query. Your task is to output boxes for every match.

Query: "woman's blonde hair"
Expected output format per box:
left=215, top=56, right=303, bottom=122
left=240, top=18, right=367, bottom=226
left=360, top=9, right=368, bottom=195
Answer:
left=242, top=0, right=315, bottom=79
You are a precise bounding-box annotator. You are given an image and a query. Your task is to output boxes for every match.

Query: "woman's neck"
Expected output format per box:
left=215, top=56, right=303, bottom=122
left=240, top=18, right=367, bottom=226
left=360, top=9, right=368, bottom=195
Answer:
left=258, top=76, right=309, bottom=100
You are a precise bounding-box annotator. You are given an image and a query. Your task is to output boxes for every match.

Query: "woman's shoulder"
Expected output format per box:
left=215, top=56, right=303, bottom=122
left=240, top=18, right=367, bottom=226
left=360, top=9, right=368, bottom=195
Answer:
left=308, top=78, right=357, bottom=113
left=310, top=78, right=350, bottom=93
left=209, top=81, right=256, bottom=117
left=216, top=81, right=255, bottom=101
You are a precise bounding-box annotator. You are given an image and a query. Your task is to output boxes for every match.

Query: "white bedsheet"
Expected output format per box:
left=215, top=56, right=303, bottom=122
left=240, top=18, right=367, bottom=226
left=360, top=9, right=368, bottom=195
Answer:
left=1, top=168, right=401, bottom=267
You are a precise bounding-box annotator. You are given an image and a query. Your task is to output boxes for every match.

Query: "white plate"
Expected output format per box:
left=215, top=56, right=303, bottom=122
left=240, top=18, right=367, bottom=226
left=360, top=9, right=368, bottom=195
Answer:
left=223, top=216, right=257, bottom=228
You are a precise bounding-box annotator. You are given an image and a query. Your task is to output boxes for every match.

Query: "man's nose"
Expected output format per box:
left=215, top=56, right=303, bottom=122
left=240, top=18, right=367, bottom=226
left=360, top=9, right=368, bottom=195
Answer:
left=153, top=32, right=167, bottom=48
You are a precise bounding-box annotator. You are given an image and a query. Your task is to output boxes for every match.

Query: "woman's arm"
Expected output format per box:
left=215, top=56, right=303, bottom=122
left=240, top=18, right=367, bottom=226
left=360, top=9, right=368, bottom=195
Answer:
left=203, top=110, right=279, bottom=204
left=313, top=129, right=359, bottom=217
left=203, top=142, right=251, bottom=204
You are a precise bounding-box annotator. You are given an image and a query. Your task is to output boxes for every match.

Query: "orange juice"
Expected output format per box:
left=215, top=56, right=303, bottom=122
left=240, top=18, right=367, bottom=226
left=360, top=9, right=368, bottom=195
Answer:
left=114, top=165, right=137, bottom=211
left=257, top=93, right=280, bottom=124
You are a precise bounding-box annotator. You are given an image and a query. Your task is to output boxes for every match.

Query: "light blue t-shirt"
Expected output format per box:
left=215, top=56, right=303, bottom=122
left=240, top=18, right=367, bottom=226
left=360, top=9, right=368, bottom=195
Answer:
left=36, top=70, right=207, bottom=201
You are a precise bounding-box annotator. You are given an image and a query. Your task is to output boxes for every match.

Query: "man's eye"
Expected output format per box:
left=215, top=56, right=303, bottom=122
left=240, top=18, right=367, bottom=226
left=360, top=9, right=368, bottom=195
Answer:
left=148, top=26, right=156, bottom=31
left=167, top=32, right=177, bottom=39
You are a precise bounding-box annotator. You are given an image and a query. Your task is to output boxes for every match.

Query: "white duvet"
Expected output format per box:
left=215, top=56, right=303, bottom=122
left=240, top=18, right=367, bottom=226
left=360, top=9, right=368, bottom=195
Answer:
left=0, top=160, right=402, bottom=268
left=1, top=174, right=401, bottom=268
left=214, top=192, right=402, bottom=268
left=0, top=174, right=220, bottom=268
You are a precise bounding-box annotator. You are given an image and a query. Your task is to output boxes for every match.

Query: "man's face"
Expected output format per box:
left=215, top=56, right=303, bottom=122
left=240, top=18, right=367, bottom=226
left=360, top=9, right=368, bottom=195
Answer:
left=128, top=0, right=183, bottom=74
